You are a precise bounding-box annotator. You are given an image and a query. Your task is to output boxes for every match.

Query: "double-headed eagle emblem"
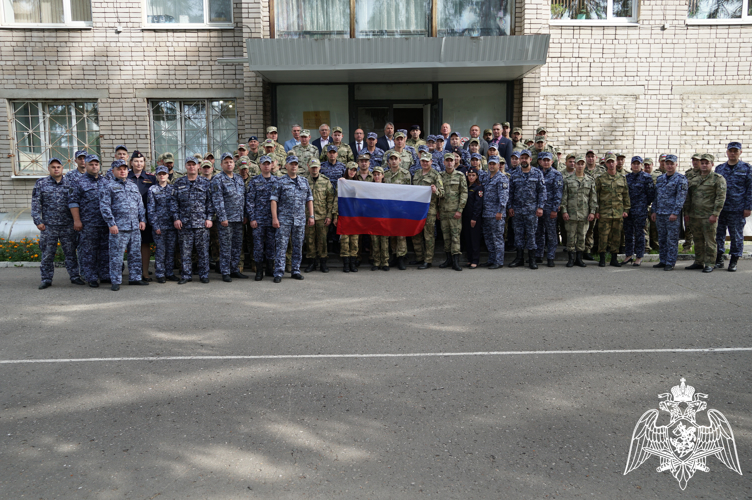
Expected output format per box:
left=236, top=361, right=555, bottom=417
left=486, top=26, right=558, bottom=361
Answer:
left=624, top=378, right=742, bottom=489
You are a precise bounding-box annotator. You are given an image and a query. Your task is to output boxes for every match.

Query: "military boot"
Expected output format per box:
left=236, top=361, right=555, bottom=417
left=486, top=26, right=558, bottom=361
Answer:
left=609, top=253, right=622, bottom=267
left=342, top=257, right=350, bottom=273
left=575, top=251, right=587, bottom=268
left=265, top=259, right=274, bottom=277
left=452, top=254, right=462, bottom=271
left=599, top=252, right=607, bottom=267
left=304, top=259, right=317, bottom=273
left=508, top=249, right=524, bottom=268
left=715, top=251, right=725, bottom=269
left=728, top=256, right=738, bottom=272
left=349, top=258, right=358, bottom=272
left=583, top=251, right=594, bottom=261
left=255, top=265, right=264, bottom=281
left=439, top=252, right=452, bottom=269
left=528, top=250, right=538, bottom=270
left=547, top=258, right=555, bottom=268
left=397, top=256, right=407, bottom=270
left=566, top=252, right=575, bottom=268
left=320, top=258, right=329, bottom=273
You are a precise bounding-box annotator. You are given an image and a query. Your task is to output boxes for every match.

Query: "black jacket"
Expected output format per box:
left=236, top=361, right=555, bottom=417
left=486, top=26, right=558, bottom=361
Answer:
left=463, top=182, right=484, bottom=221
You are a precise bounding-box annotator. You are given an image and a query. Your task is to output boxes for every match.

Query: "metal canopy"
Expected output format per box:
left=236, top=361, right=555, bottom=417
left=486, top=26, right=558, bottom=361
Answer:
left=237, top=35, right=550, bottom=83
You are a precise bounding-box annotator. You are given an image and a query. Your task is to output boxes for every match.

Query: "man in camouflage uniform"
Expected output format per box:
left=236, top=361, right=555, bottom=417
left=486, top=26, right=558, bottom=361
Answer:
left=508, top=150, right=546, bottom=269
left=172, top=157, right=214, bottom=284
left=361, top=132, right=384, bottom=169
left=714, top=141, right=751, bottom=271
left=651, top=154, right=688, bottom=271
left=682, top=153, right=703, bottom=252
left=643, top=158, right=660, bottom=251
left=32, top=158, right=83, bottom=288
left=265, top=126, right=286, bottom=157
left=444, top=132, right=470, bottom=168
left=531, top=136, right=559, bottom=171
left=561, top=155, right=597, bottom=267
left=292, top=129, right=319, bottom=172
left=64, top=150, right=88, bottom=186
left=480, top=155, right=509, bottom=269
left=383, top=131, right=417, bottom=173
left=535, top=152, right=563, bottom=267
left=270, top=155, right=314, bottom=283
left=383, top=151, right=412, bottom=270
left=211, top=152, right=248, bottom=282
left=511, top=127, right=525, bottom=151
left=246, top=155, right=279, bottom=281
left=319, top=127, right=354, bottom=164
left=245, top=137, right=260, bottom=163
left=147, top=165, right=179, bottom=283
left=261, top=139, right=285, bottom=169
left=320, top=145, right=347, bottom=191
left=100, top=160, right=148, bottom=290
left=615, top=152, right=628, bottom=176
left=237, top=156, right=260, bottom=178
left=684, top=153, right=727, bottom=273
left=594, top=153, right=630, bottom=268
left=303, top=158, right=335, bottom=273
left=410, top=152, right=444, bottom=269
left=582, top=149, right=601, bottom=259
left=624, top=156, right=655, bottom=266
left=407, top=124, right=426, bottom=149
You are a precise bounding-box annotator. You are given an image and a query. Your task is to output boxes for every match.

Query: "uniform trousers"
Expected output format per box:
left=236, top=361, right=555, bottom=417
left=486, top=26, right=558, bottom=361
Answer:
left=371, top=235, right=390, bottom=267
left=275, top=224, right=304, bottom=278
left=656, top=214, right=680, bottom=266
left=535, top=214, right=558, bottom=259
left=597, top=217, right=623, bottom=253
left=564, top=220, right=588, bottom=252
left=39, top=225, right=79, bottom=283
left=339, top=234, right=359, bottom=258
left=218, top=221, right=244, bottom=275
left=440, top=213, right=462, bottom=255
left=690, top=217, right=718, bottom=267
left=512, top=213, right=538, bottom=250
left=79, top=225, right=110, bottom=283
left=715, top=210, right=746, bottom=257
left=109, top=229, right=142, bottom=285
left=412, top=214, right=436, bottom=263
left=253, top=225, right=276, bottom=263
left=305, top=219, right=328, bottom=258
left=624, top=213, right=648, bottom=258
left=152, top=228, right=177, bottom=278
left=390, top=236, right=407, bottom=258
left=482, top=217, right=504, bottom=265
left=180, top=227, right=210, bottom=280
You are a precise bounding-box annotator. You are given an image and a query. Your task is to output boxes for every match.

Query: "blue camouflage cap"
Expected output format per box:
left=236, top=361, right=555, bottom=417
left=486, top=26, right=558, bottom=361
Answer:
left=367, top=132, right=378, bottom=140
left=286, top=155, right=299, bottom=164
left=664, top=154, right=678, bottom=163
left=220, top=152, right=233, bottom=161
left=426, top=135, right=436, bottom=142
left=727, top=141, right=742, bottom=150
left=520, top=149, right=532, bottom=157
left=115, top=145, right=127, bottom=152
left=185, top=157, right=199, bottom=166
left=631, top=156, right=643, bottom=164
left=511, top=151, right=521, bottom=158
left=488, top=155, right=501, bottom=164
left=85, top=154, right=100, bottom=163
left=155, top=165, right=169, bottom=175
left=74, top=149, right=87, bottom=158
left=537, top=151, right=553, bottom=160
left=449, top=131, right=459, bottom=138
left=326, top=144, right=338, bottom=152
left=259, top=155, right=272, bottom=164
left=111, top=160, right=126, bottom=168
left=48, top=157, right=63, bottom=166
left=418, top=145, right=429, bottom=152
left=470, top=152, right=482, bottom=160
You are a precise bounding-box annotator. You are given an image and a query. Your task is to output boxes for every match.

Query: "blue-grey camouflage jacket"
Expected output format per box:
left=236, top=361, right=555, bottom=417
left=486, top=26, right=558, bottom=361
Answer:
left=715, top=160, right=752, bottom=212
left=320, top=161, right=346, bottom=192
left=100, top=177, right=145, bottom=230
left=654, top=172, right=688, bottom=215
left=540, top=166, right=564, bottom=213
left=147, top=183, right=175, bottom=231
left=509, top=168, right=546, bottom=215
left=481, top=171, right=510, bottom=218
left=270, top=175, right=313, bottom=226
left=211, top=172, right=246, bottom=223
left=170, top=176, right=214, bottom=228
left=32, top=176, right=73, bottom=226
left=68, top=173, right=108, bottom=227
left=246, top=174, right=278, bottom=225
left=625, top=171, right=656, bottom=215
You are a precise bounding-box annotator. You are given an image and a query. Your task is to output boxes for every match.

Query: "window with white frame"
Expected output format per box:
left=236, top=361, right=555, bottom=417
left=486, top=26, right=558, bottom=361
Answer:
left=150, top=100, right=238, bottom=171
left=145, top=0, right=233, bottom=26
left=2, top=0, right=91, bottom=26
left=688, top=0, right=751, bottom=20
left=550, top=0, right=636, bottom=22
left=11, top=101, right=100, bottom=176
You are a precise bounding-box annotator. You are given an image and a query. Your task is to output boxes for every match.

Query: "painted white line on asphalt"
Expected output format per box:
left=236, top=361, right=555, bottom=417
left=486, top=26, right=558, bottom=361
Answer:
left=1, top=347, right=751, bottom=365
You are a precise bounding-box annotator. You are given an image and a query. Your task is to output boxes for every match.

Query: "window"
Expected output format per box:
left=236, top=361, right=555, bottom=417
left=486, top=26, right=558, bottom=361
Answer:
left=276, top=0, right=349, bottom=38
left=145, top=0, right=232, bottom=26
left=688, top=0, right=751, bottom=20
left=356, top=0, right=431, bottom=37
left=2, top=0, right=91, bottom=26
left=437, top=0, right=513, bottom=36
left=11, top=101, right=99, bottom=176
left=550, top=0, right=636, bottom=22
left=150, top=100, right=237, bottom=171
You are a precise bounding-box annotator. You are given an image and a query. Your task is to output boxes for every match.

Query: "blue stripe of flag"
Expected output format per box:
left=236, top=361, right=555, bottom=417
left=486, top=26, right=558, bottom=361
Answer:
left=338, top=197, right=429, bottom=222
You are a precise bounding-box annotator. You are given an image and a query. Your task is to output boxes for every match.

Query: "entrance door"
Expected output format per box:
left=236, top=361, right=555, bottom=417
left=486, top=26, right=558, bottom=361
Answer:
left=356, top=103, right=433, bottom=139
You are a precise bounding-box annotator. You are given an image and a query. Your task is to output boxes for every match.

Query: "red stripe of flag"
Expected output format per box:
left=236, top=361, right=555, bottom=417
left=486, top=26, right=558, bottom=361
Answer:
left=337, top=216, right=427, bottom=237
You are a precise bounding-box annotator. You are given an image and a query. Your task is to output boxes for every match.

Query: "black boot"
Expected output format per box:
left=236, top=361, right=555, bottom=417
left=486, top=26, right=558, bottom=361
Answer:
left=599, top=252, right=606, bottom=267
left=728, top=256, right=738, bottom=272
left=452, top=254, right=462, bottom=271
left=575, top=251, right=587, bottom=268
left=439, top=252, right=452, bottom=268
left=320, top=258, right=329, bottom=273
left=266, top=259, right=274, bottom=277
left=528, top=250, right=538, bottom=270
left=350, top=258, right=358, bottom=272
left=566, top=252, right=575, bottom=268
left=305, top=259, right=317, bottom=273
left=610, top=253, right=622, bottom=267
left=547, top=258, right=555, bottom=268
left=535, top=256, right=543, bottom=264
left=255, top=266, right=264, bottom=281
left=397, top=256, right=406, bottom=270
left=715, top=251, right=725, bottom=269
left=583, top=252, right=594, bottom=261
left=342, top=257, right=350, bottom=273
left=508, top=249, right=524, bottom=268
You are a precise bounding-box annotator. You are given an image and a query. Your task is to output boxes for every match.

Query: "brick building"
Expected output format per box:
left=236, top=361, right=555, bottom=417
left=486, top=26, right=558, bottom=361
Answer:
left=1, top=0, right=750, bottom=220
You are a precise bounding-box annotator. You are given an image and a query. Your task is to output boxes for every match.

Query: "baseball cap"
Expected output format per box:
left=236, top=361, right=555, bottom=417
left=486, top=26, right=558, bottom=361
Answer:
left=48, top=157, right=63, bottom=166
left=85, top=154, right=100, bottom=163
left=512, top=127, right=522, bottom=134
left=468, top=138, right=479, bottom=145
left=644, top=158, right=654, bottom=165
left=701, top=153, right=715, bottom=162
left=185, top=157, right=198, bottom=166
left=372, top=166, right=384, bottom=174
left=534, top=135, right=546, bottom=143
left=266, top=126, right=278, bottom=134
left=488, top=156, right=501, bottom=164
left=259, top=155, right=272, bottom=164
left=449, top=131, right=459, bottom=138
left=286, top=155, right=299, bottom=164
left=443, top=153, right=455, bottom=160
left=111, top=160, right=127, bottom=168
left=220, top=152, right=233, bottom=161
left=346, top=161, right=358, bottom=170
left=393, top=131, right=406, bottom=140
left=263, top=139, right=276, bottom=148
left=503, top=122, right=510, bottom=127
left=575, top=155, right=586, bottom=163
left=410, top=124, right=421, bottom=131
left=420, top=152, right=432, bottom=162
left=520, top=149, right=531, bottom=157
left=727, top=141, right=742, bottom=150
left=74, top=150, right=87, bottom=159
left=155, top=165, right=169, bottom=175
left=536, top=127, right=547, bottom=134
left=115, top=145, right=127, bottom=152
left=332, top=126, right=343, bottom=134
left=200, top=160, right=213, bottom=168
left=538, top=152, right=553, bottom=160
left=238, top=143, right=248, bottom=150
left=326, top=144, right=338, bottom=152
left=511, top=151, right=521, bottom=158
left=426, top=135, right=436, bottom=142
left=358, top=153, right=371, bottom=160
left=631, top=156, right=643, bottom=164
left=665, top=154, right=678, bottom=163
left=470, top=153, right=482, bottom=160
left=604, top=153, right=616, bottom=161
left=691, top=153, right=702, bottom=160
left=367, top=132, right=378, bottom=140
left=308, top=158, right=321, bottom=168
left=299, top=130, right=311, bottom=137
left=566, top=153, right=577, bottom=160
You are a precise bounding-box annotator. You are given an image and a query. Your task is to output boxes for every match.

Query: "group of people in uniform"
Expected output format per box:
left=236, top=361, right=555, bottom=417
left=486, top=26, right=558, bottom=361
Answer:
left=30, top=121, right=751, bottom=289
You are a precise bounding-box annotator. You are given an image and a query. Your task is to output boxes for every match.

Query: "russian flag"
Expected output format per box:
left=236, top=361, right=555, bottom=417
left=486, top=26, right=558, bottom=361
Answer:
left=337, top=180, right=432, bottom=237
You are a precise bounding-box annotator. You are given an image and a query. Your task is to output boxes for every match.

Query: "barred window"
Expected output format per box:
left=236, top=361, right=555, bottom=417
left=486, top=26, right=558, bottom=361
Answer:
left=2, top=0, right=92, bottom=26
left=11, top=101, right=100, bottom=177
left=149, top=100, right=238, bottom=171
left=550, top=0, right=636, bottom=22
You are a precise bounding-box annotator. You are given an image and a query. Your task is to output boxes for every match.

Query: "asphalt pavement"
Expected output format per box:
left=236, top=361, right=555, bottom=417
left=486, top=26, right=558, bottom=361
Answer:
left=1, top=263, right=751, bottom=499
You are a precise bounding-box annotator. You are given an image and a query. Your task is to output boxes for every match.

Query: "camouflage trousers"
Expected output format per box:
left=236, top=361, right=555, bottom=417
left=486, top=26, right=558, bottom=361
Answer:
left=624, top=213, right=648, bottom=258
left=535, top=214, right=558, bottom=259
left=274, top=224, right=304, bottom=278
left=412, top=215, right=436, bottom=263
left=656, top=214, right=680, bottom=266
left=689, top=217, right=718, bottom=267
left=716, top=210, right=746, bottom=257
left=564, top=220, right=588, bottom=252
left=180, top=227, right=210, bottom=280
left=209, top=222, right=220, bottom=262
left=597, top=217, right=623, bottom=253
left=305, top=219, right=328, bottom=258
left=339, top=234, right=359, bottom=258
left=585, top=218, right=598, bottom=252
left=557, top=211, right=567, bottom=248
left=39, top=225, right=79, bottom=283
left=482, top=217, right=505, bottom=265
left=152, top=228, right=177, bottom=278
left=242, top=222, right=253, bottom=266
left=512, top=214, right=538, bottom=250
left=371, top=235, right=390, bottom=267
left=253, top=225, right=276, bottom=263
left=440, top=213, right=462, bottom=255
left=218, top=222, right=244, bottom=275
left=682, top=211, right=693, bottom=250
left=389, top=236, right=407, bottom=258
left=79, top=225, right=110, bottom=283
left=644, top=217, right=659, bottom=250
left=109, top=229, right=142, bottom=285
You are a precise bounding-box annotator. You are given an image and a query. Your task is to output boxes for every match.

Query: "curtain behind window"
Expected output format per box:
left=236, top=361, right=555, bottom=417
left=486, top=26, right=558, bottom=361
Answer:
left=437, top=0, right=511, bottom=36
left=356, top=0, right=430, bottom=37
left=276, top=0, right=349, bottom=38
left=146, top=0, right=204, bottom=23
left=5, top=0, right=64, bottom=23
